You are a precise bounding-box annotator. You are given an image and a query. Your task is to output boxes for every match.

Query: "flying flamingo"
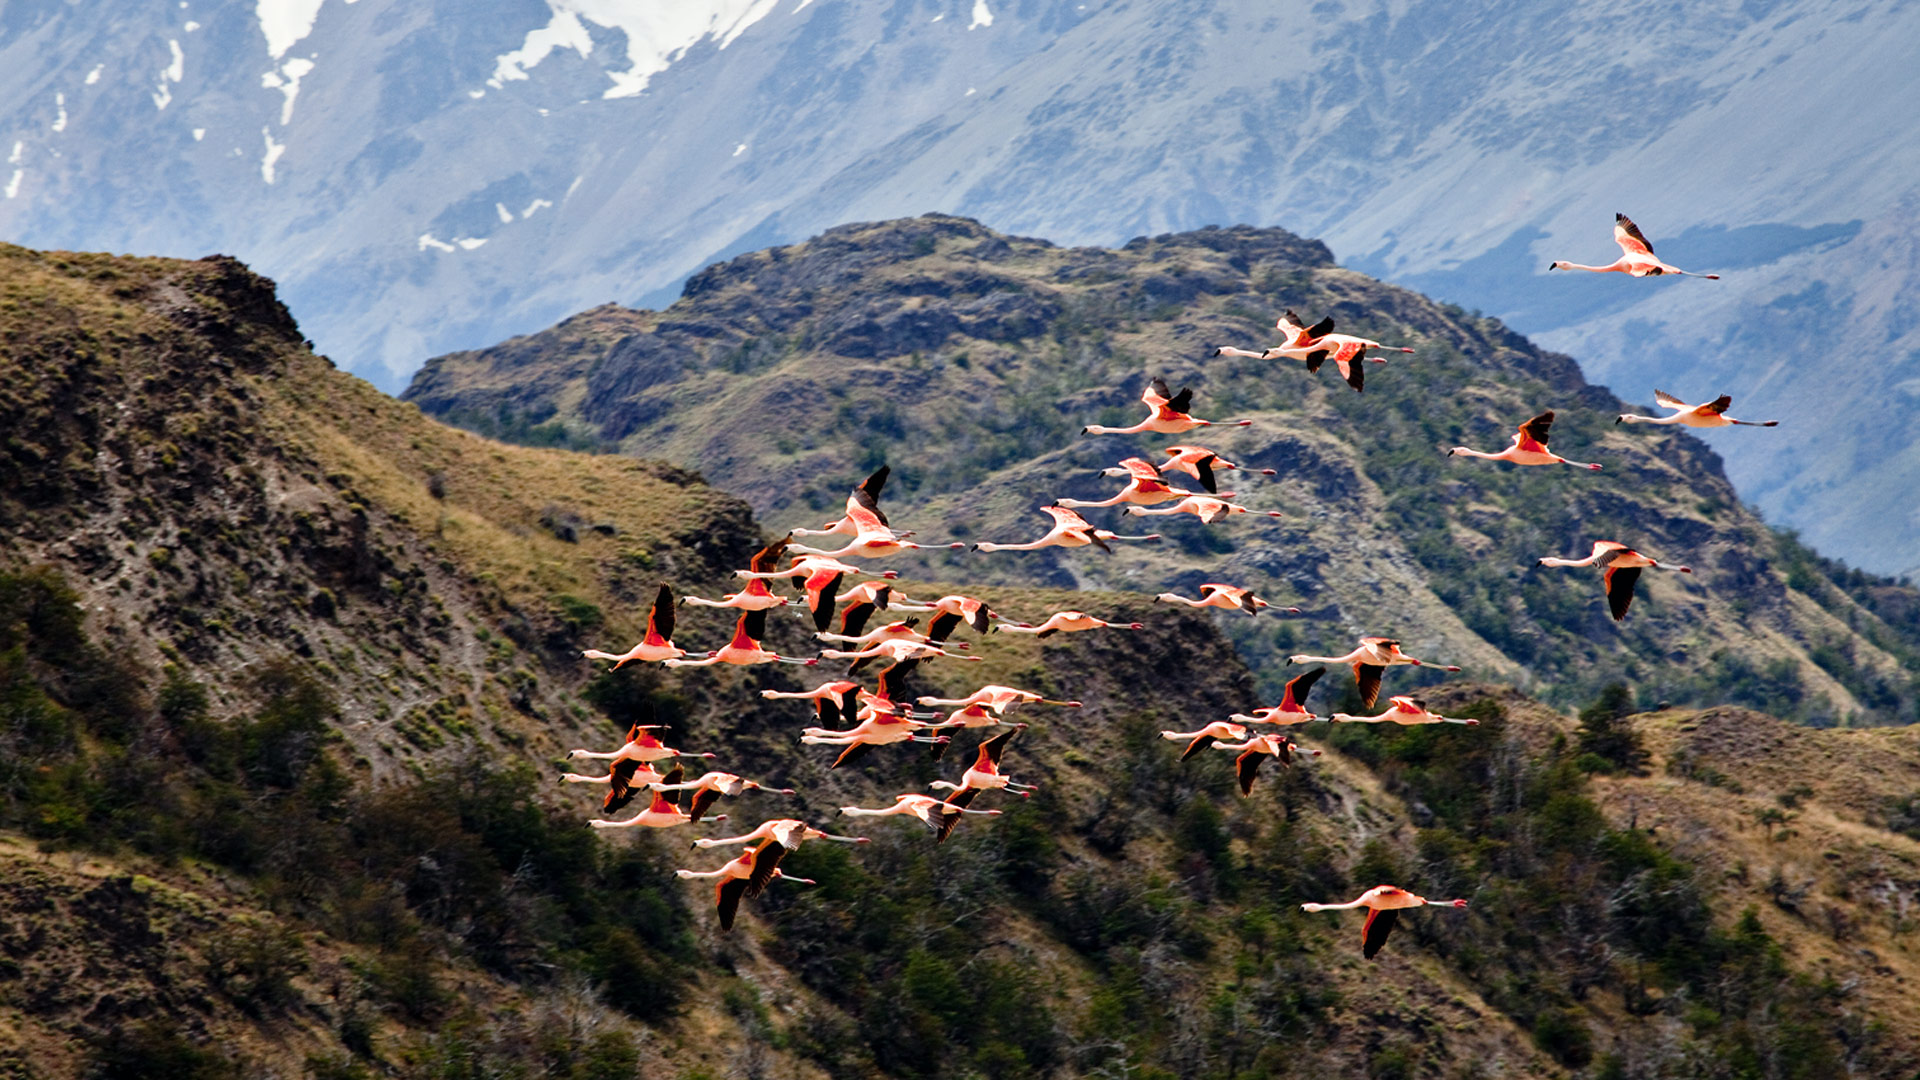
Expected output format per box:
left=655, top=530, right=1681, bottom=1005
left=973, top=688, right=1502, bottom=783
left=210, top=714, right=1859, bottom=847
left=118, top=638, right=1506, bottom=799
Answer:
left=1447, top=410, right=1601, bottom=470
left=1161, top=720, right=1250, bottom=760
left=820, top=637, right=983, bottom=672
left=690, top=819, right=869, bottom=898
left=908, top=594, right=1001, bottom=640
left=664, top=609, right=820, bottom=668
left=1301, top=885, right=1469, bottom=959
left=801, top=666, right=955, bottom=767
left=1537, top=540, right=1692, bottom=622
left=1617, top=390, right=1778, bottom=428
left=973, top=504, right=1161, bottom=553
left=839, top=793, right=1002, bottom=832
left=915, top=685, right=1082, bottom=712
left=567, top=723, right=716, bottom=767
left=789, top=479, right=965, bottom=559
left=996, top=611, right=1144, bottom=638
left=588, top=781, right=721, bottom=830
left=1158, top=445, right=1275, bottom=494
left=1303, top=330, right=1416, bottom=393
left=1083, top=378, right=1253, bottom=435
left=676, top=842, right=817, bottom=931
left=1061, top=457, right=1224, bottom=508
left=1232, top=668, right=1328, bottom=726
left=815, top=617, right=942, bottom=649
left=682, top=537, right=793, bottom=612
left=1549, top=214, right=1720, bottom=279
left=923, top=701, right=1025, bottom=734
left=825, top=581, right=894, bottom=640
left=927, top=727, right=1036, bottom=841
left=790, top=466, right=900, bottom=538
left=1212, top=310, right=1337, bottom=362
left=1287, top=638, right=1461, bottom=709
left=1155, top=583, right=1297, bottom=615
left=736, top=552, right=899, bottom=632
left=1332, top=696, right=1480, bottom=726
left=762, top=679, right=862, bottom=729
left=1212, top=733, right=1321, bottom=795
left=558, top=758, right=670, bottom=815
left=581, top=583, right=685, bottom=667
left=650, top=770, right=798, bottom=823
left=1125, top=496, right=1283, bottom=524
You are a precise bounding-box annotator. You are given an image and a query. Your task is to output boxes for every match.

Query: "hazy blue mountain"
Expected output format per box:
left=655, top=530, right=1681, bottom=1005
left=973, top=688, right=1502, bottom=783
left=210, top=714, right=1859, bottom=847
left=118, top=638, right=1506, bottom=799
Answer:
left=2, top=0, right=1915, bottom=573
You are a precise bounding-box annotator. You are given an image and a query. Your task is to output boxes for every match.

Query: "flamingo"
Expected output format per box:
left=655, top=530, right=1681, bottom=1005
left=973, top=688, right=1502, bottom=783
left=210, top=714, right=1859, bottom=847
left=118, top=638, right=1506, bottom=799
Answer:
left=1617, top=390, right=1778, bottom=428
left=1232, top=668, right=1328, bottom=726
left=839, top=793, right=1002, bottom=832
left=1212, top=310, right=1338, bottom=362
left=1301, top=885, right=1469, bottom=959
left=1125, top=495, right=1283, bottom=524
left=558, top=758, right=669, bottom=815
left=1061, top=457, right=1224, bottom=508
left=915, top=685, right=1082, bottom=712
left=790, top=466, right=899, bottom=538
left=1287, top=638, right=1461, bottom=709
left=691, top=819, right=868, bottom=898
left=1154, top=583, right=1296, bottom=615
left=909, top=594, right=1001, bottom=640
left=927, top=727, right=1035, bottom=841
left=789, top=477, right=965, bottom=559
left=1332, top=696, right=1479, bottom=726
left=815, top=617, right=941, bottom=649
left=1082, top=378, right=1252, bottom=435
left=734, top=550, right=899, bottom=630
left=1212, top=733, right=1321, bottom=796
left=676, top=842, right=818, bottom=931
left=588, top=781, right=722, bottom=830
left=1447, top=410, right=1601, bottom=470
left=924, top=701, right=1024, bottom=733
left=819, top=637, right=983, bottom=670
left=801, top=664, right=955, bottom=767
left=763, top=678, right=862, bottom=729
left=1158, top=445, right=1275, bottom=494
left=1549, top=214, right=1720, bottom=279
left=567, top=722, right=716, bottom=766
left=663, top=609, right=820, bottom=668
left=650, top=770, right=798, bottom=823
left=1536, top=540, right=1692, bottom=622
left=996, top=611, right=1144, bottom=638
left=1161, top=720, right=1249, bottom=760
left=682, top=537, right=794, bottom=612
left=1219, top=311, right=1415, bottom=392
left=581, top=583, right=685, bottom=666
left=973, top=504, right=1161, bottom=553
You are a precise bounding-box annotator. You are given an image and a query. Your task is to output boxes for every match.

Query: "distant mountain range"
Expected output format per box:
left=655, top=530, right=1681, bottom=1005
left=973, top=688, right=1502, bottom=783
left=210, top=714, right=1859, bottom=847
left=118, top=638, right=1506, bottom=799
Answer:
left=3, top=0, right=1916, bottom=573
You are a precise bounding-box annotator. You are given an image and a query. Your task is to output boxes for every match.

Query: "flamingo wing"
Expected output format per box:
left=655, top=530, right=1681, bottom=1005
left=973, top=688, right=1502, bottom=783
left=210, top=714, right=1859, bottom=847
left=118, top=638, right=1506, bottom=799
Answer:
left=859, top=465, right=890, bottom=506
left=1653, top=389, right=1689, bottom=411
left=1338, top=349, right=1365, bottom=392
left=1041, top=504, right=1095, bottom=530
left=1361, top=906, right=1400, bottom=959
left=1282, top=667, right=1326, bottom=713
left=830, top=741, right=875, bottom=769
left=1235, top=747, right=1265, bottom=796
left=1145, top=377, right=1174, bottom=407
left=1305, top=315, right=1336, bottom=339
left=1515, top=410, right=1554, bottom=452
left=749, top=536, right=791, bottom=574
left=1304, top=349, right=1328, bottom=374
left=1613, top=213, right=1656, bottom=257
left=927, top=611, right=961, bottom=644
left=1167, top=386, right=1195, bottom=414
left=934, top=788, right=980, bottom=843
left=604, top=757, right=641, bottom=813
left=1699, top=395, right=1733, bottom=416
left=1181, top=733, right=1213, bottom=761
left=1194, top=454, right=1219, bottom=494
left=742, top=607, right=770, bottom=645
left=839, top=599, right=878, bottom=640
left=1354, top=662, right=1385, bottom=709
left=809, top=574, right=844, bottom=632
left=847, top=485, right=892, bottom=535
left=716, top=876, right=748, bottom=931
left=688, top=787, right=721, bottom=824
left=1120, top=457, right=1162, bottom=481
left=745, top=841, right=787, bottom=898
left=1604, top=565, right=1642, bottom=622
left=646, top=583, right=676, bottom=645
left=1277, top=310, right=1307, bottom=334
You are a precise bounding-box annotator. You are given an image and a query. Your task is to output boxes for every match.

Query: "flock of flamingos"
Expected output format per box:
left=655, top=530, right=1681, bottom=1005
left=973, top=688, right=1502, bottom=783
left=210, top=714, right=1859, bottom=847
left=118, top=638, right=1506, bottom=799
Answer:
left=566, top=215, right=1772, bottom=959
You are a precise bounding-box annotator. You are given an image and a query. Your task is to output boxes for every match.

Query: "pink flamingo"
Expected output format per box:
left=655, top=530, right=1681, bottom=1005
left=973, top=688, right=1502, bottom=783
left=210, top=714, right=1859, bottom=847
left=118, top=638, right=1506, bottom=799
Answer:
left=1617, top=390, right=1777, bottom=428
left=663, top=610, right=819, bottom=668
left=676, top=841, right=817, bottom=931
left=1125, top=495, right=1282, bottom=524
left=1550, top=214, right=1719, bottom=279
left=1154, top=582, right=1296, bottom=615
left=1158, top=445, right=1274, bottom=494
left=1083, top=378, right=1252, bottom=435
left=1332, top=696, right=1479, bottom=726
left=1211, top=733, right=1320, bottom=795
left=1447, top=410, right=1602, bottom=470
left=1288, top=638, right=1461, bottom=709
left=996, top=610, right=1144, bottom=638
left=1301, top=885, right=1469, bottom=959
left=1062, top=457, right=1223, bottom=508
left=682, top=538, right=793, bottom=612
left=973, top=504, right=1160, bottom=553
left=582, top=584, right=685, bottom=666
left=1232, top=668, right=1328, bottom=726
left=1536, top=540, right=1692, bottom=622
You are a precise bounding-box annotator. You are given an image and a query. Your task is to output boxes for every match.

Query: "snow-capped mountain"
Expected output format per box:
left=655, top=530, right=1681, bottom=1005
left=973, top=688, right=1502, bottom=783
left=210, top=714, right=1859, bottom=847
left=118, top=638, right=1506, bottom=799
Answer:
left=2, top=0, right=1915, bottom=574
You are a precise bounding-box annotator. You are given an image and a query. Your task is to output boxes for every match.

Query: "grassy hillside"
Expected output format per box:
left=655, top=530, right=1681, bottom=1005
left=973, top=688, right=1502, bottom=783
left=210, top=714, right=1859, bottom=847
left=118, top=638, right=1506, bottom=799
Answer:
left=406, top=215, right=1920, bottom=725
left=4, top=243, right=1920, bottom=1078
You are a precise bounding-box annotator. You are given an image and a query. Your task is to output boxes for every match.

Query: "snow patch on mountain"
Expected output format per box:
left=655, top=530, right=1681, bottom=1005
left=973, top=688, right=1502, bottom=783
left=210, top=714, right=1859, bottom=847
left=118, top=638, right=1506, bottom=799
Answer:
left=256, top=0, right=326, bottom=60
left=260, top=127, right=285, bottom=183
left=262, top=56, right=315, bottom=125
left=489, top=0, right=785, bottom=100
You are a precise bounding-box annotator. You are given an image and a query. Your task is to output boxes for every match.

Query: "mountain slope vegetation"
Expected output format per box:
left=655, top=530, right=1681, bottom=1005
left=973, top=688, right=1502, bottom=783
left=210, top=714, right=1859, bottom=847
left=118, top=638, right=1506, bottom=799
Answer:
left=5, top=243, right=1920, bottom=1079
left=407, top=215, right=1920, bottom=726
